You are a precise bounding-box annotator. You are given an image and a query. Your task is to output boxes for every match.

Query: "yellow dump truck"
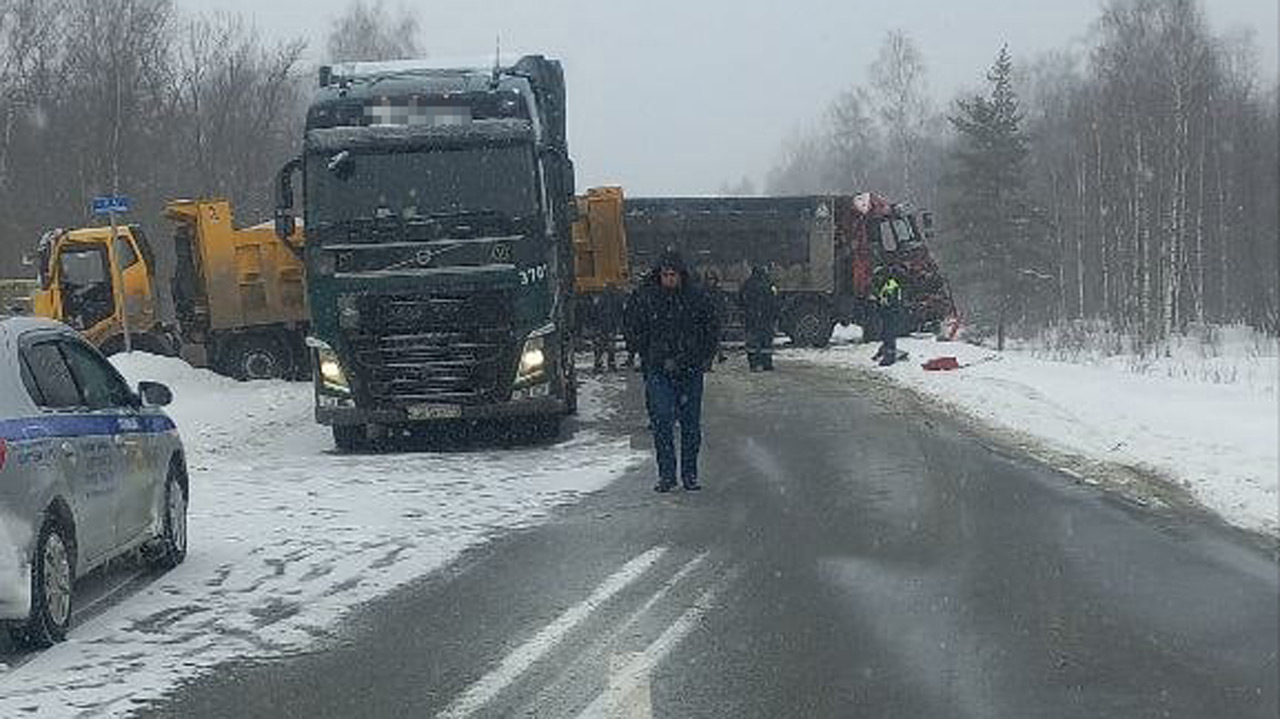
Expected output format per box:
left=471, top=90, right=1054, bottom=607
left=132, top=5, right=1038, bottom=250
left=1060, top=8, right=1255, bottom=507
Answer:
left=31, top=199, right=307, bottom=379
left=166, top=199, right=307, bottom=379
left=31, top=224, right=168, bottom=353
left=572, top=186, right=630, bottom=294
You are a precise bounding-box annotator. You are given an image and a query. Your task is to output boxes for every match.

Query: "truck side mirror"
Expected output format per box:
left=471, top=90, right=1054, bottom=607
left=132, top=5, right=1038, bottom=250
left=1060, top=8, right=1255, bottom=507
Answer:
left=275, top=156, right=302, bottom=241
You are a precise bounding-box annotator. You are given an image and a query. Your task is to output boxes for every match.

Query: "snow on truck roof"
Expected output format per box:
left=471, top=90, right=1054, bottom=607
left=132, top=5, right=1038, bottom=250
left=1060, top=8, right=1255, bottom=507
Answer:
left=323, top=54, right=542, bottom=84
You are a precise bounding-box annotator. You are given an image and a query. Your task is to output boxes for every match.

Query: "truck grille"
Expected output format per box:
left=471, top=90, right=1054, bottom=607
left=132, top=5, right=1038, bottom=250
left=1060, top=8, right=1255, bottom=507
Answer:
left=347, top=292, right=515, bottom=405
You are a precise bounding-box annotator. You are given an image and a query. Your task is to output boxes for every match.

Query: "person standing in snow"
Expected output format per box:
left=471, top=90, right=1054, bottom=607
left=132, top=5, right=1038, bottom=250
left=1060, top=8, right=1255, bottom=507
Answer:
left=702, top=271, right=729, bottom=370
left=873, top=265, right=904, bottom=366
left=588, top=287, right=624, bottom=372
left=624, top=248, right=721, bottom=492
left=738, top=264, right=780, bottom=371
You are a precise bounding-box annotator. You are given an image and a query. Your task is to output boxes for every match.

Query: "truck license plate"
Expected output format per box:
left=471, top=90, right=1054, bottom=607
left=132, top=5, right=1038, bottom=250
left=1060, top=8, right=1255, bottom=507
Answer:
left=407, top=404, right=462, bottom=419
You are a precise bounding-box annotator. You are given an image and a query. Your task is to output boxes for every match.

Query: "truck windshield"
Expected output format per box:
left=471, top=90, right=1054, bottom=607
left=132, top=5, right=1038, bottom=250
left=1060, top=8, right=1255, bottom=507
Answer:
left=871, top=216, right=921, bottom=253
left=305, top=144, right=539, bottom=231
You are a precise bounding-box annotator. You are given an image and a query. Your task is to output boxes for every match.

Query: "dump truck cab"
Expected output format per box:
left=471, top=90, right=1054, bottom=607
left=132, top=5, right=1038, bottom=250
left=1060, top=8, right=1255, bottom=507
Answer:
left=30, top=224, right=166, bottom=354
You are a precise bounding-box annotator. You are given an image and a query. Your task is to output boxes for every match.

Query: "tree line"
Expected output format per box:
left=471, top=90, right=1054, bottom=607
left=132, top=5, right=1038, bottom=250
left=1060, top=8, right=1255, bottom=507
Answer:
left=767, top=0, right=1279, bottom=344
left=0, top=0, right=418, bottom=277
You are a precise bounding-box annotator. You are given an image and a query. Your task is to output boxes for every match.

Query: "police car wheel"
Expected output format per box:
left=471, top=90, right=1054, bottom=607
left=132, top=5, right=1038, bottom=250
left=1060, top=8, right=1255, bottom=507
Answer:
left=13, top=518, right=74, bottom=647
left=150, top=468, right=188, bottom=569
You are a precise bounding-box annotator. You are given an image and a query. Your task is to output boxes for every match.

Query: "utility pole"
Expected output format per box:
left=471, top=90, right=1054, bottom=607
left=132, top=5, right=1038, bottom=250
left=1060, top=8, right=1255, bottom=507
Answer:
left=111, top=44, right=131, bottom=354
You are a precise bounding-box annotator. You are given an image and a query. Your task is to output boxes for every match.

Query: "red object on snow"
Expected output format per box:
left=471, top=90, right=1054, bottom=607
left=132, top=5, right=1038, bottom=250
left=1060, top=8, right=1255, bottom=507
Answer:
left=922, top=356, right=961, bottom=371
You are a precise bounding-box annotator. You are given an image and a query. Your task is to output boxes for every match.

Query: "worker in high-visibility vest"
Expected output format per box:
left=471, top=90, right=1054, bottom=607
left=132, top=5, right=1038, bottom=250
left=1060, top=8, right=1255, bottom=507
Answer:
left=873, top=266, right=904, bottom=367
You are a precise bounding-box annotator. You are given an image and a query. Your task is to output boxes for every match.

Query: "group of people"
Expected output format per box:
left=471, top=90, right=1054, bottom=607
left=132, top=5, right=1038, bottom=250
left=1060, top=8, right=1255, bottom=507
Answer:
left=582, top=258, right=782, bottom=376
left=588, top=248, right=906, bottom=493
left=586, top=249, right=785, bottom=493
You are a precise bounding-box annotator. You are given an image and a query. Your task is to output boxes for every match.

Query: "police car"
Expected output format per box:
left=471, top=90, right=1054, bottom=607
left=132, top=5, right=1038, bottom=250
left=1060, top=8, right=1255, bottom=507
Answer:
left=0, top=317, right=187, bottom=647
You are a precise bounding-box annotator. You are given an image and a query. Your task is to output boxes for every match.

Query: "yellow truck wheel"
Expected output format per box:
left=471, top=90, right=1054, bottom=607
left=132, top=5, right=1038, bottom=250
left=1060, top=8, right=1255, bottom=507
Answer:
left=219, top=334, right=294, bottom=381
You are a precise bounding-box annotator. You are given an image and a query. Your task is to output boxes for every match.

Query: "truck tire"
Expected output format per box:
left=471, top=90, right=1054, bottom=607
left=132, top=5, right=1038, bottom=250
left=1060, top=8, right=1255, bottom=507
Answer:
left=134, top=332, right=175, bottom=357
left=788, top=302, right=834, bottom=348
left=221, top=334, right=293, bottom=381
left=332, top=424, right=367, bottom=453
left=564, top=348, right=578, bottom=416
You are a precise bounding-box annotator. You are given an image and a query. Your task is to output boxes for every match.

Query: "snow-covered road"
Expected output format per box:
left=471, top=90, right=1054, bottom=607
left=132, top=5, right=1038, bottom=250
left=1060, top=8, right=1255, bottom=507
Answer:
left=0, top=355, right=642, bottom=717
left=795, top=327, right=1279, bottom=538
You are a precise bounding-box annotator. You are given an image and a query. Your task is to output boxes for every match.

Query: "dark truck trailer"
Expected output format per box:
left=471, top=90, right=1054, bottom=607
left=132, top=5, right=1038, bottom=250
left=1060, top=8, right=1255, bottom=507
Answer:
left=276, top=55, right=578, bottom=450
left=622, top=194, right=953, bottom=347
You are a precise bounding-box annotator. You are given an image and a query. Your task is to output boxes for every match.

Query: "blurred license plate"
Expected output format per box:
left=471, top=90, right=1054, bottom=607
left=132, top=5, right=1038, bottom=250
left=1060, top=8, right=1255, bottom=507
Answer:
left=407, top=404, right=461, bottom=419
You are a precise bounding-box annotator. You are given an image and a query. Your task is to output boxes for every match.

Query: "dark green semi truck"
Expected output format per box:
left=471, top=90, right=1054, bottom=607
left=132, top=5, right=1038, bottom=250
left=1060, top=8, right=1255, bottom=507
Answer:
left=275, top=56, right=578, bottom=450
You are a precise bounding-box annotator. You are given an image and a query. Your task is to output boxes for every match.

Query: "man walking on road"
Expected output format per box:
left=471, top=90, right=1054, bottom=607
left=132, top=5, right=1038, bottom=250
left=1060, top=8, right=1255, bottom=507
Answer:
left=625, top=249, right=721, bottom=492
left=739, top=264, right=780, bottom=371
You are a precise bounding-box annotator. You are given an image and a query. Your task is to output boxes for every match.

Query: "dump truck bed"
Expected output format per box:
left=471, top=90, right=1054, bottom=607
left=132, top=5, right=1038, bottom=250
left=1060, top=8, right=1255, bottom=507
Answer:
left=622, top=196, right=837, bottom=293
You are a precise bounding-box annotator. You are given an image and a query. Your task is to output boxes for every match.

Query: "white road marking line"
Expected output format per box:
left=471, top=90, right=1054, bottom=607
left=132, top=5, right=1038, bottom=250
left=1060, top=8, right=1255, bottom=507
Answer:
left=622, top=551, right=710, bottom=627
left=575, top=566, right=742, bottom=719
left=437, top=546, right=668, bottom=719
left=510, top=551, right=712, bottom=717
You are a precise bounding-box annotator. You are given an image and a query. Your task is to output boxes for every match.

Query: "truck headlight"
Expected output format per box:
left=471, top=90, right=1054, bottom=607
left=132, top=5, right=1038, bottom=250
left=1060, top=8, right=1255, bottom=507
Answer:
left=307, top=337, right=350, bottom=393
left=515, top=324, right=555, bottom=387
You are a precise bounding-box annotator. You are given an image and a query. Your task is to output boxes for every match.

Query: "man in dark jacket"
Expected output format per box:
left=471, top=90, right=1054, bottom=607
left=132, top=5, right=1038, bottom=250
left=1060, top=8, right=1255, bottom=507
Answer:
left=739, top=265, right=779, bottom=371
left=624, top=249, right=721, bottom=492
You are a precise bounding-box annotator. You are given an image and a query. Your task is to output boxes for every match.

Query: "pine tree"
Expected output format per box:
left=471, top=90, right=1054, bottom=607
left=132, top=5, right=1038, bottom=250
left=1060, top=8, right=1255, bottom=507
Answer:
left=945, top=45, right=1042, bottom=349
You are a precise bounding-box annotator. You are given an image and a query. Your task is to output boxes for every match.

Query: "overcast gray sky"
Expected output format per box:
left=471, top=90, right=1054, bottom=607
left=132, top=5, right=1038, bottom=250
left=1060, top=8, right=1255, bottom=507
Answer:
left=178, top=0, right=1278, bottom=196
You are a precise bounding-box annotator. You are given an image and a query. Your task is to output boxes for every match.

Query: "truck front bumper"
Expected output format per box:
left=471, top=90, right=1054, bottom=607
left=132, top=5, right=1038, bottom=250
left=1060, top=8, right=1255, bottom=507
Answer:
left=315, top=392, right=567, bottom=426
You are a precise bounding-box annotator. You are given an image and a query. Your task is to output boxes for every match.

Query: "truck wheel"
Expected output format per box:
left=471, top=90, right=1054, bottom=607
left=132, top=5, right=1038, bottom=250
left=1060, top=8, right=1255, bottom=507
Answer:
left=223, top=335, right=292, bottom=381
left=11, top=517, right=75, bottom=648
left=564, top=353, right=579, bottom=415
left=788, top=303, right=834, bottom=348
left=332, top=425, right=367, bottom=453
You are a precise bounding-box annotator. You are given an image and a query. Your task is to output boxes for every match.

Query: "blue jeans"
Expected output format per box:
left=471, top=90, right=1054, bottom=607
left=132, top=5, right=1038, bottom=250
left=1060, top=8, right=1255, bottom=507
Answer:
left=645, top=369, right=705, bottom=486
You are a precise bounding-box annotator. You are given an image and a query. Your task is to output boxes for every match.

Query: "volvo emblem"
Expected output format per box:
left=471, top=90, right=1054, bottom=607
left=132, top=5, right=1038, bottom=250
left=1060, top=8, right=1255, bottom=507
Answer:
left=491, top=242, right=512, bottom=262
left=414, top=249, right=435, bottom=267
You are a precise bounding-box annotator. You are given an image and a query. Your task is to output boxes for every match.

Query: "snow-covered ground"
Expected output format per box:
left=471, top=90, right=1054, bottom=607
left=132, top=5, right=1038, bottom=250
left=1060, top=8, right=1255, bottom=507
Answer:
left=0, top=355, right=642, bottom=717
left=794, top=325, right=1279, bottom=538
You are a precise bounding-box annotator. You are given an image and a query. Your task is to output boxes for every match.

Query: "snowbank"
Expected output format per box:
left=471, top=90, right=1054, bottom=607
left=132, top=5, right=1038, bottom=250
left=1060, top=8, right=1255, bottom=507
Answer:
left=0, top=353, right=643, bottom=716
left=798, top=328, right=1279, bottom=538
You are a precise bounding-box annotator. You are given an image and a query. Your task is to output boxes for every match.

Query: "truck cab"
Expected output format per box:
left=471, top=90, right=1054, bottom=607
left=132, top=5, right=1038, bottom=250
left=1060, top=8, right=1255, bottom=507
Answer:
left=277, top=55, right=578, bottom=449
left=30, top=225, right=165, bottom=355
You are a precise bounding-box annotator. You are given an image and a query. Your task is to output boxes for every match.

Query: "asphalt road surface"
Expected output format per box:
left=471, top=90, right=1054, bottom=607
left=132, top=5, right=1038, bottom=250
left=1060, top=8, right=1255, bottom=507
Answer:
left=136, top=360, right=1279, bottom=719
